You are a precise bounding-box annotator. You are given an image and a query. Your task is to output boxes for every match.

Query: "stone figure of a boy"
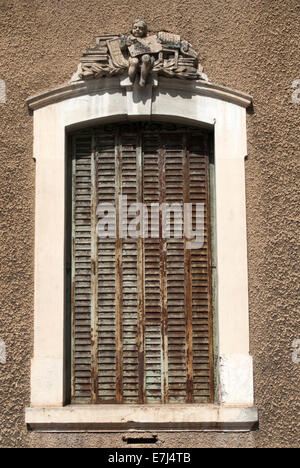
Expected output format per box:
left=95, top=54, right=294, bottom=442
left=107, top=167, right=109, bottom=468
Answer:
left=121, top=19, right=162, bottom=87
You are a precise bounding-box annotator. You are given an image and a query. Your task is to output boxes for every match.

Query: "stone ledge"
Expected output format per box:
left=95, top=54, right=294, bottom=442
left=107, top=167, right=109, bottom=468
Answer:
left=26, top=405, right=258, bottom=433
left=26, top=77, right=253, bottom=111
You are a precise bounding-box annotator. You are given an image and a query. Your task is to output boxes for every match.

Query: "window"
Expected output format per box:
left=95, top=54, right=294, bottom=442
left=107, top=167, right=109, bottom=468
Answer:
left=26, top=77, right=257, bottom=431
left=69, top=122, right=214, bottom=405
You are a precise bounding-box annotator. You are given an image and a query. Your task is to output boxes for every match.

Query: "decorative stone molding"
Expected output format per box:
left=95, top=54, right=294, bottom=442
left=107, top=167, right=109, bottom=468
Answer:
left=71, top=20, right=208, bottom=86
left=27, top=76, right=252, bottom=112
left=26, top=405, right=258, bottom=432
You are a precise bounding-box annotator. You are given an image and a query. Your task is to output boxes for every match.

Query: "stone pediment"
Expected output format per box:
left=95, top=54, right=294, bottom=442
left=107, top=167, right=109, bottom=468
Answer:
left=71, top=20, right=208, bottom=86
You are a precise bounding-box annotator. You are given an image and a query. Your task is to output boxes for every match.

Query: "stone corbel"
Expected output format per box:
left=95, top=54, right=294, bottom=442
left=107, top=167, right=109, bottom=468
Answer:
left=120, top=73, right=158, bottom=119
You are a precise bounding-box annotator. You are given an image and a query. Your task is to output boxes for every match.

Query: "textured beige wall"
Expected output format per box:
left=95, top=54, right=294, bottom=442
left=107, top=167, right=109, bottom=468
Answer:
left=0, top=0, right=299, bottom=448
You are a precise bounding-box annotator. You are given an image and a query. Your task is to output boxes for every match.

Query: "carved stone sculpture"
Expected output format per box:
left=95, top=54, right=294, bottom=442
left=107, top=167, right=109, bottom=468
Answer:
left=71, top=20, right=208, bottom=85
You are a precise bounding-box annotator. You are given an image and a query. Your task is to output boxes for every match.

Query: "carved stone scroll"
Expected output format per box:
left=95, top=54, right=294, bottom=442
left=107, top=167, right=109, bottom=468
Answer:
left=107, top=39, right=129, bottom=68
left=128, top=36, right=163, bottom=57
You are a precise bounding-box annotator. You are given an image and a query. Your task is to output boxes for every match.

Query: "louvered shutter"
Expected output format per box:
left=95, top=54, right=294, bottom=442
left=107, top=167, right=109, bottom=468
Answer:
left=71, top=123, right=214, bottom=404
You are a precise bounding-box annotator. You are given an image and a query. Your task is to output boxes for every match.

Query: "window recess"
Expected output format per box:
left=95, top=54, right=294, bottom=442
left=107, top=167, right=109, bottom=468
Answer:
left=70, top=122, right=214, bottom=405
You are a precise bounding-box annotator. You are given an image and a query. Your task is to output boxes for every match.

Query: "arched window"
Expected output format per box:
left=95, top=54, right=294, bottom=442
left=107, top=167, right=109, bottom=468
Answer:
left=26, top=75, right=257, bottom=431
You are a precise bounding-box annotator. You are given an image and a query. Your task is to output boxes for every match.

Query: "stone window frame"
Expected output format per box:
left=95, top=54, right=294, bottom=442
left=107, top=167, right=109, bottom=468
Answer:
left=25, top=76, right=258, bottom=432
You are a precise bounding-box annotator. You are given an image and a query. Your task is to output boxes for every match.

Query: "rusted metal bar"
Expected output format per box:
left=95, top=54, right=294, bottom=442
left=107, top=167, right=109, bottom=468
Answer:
left=204, top=135, right=214, bottom=403
left=183, top=132, right=194, bottom=403
left=115, top=131, right=124, bottom=403
left=71, top=136, right=76, bottom=403
left=136, top=131, right=146, bottom=404
left=159, top=140, right=168, bottom=404
left=90, top=134, right=99, bottom=404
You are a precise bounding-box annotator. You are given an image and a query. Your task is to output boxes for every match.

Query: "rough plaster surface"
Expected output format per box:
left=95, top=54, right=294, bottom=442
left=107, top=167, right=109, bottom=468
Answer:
left=0, top=0, right=299, bottom=448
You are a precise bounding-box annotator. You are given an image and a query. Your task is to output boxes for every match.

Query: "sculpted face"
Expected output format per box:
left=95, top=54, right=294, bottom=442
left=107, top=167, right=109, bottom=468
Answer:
left=132, top=20, right=147, bottom=38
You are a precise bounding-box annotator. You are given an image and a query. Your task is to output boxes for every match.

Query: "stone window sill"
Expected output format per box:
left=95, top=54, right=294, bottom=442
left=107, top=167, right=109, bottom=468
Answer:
left=26, top=405, right=258, bottom=433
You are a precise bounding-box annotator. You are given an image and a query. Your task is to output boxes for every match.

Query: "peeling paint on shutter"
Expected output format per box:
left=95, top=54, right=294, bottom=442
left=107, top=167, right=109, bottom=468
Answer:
left=71, top=122, right=214, bottom=404
left=96, top=131, right=117, bottom=403
left=72, top=134, right=92, bottom=402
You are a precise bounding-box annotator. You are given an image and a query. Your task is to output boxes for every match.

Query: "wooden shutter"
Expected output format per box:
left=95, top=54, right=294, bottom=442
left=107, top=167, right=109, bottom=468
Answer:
left=71, top=122, right=214, bottom=404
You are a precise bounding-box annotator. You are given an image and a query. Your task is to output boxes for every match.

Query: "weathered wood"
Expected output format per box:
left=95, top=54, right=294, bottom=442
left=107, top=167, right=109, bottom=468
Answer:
left=115, top=131, right=124, bottom=403
left=71, top=123, right=214, bottom=405
left=136, top=133, right=146, bottom=404
left=90, top=144, right=99, bottom=404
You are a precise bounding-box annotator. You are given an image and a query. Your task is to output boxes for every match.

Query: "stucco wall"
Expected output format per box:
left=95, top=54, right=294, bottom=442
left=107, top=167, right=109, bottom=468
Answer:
left=0, top=0, right=299, bottom=448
